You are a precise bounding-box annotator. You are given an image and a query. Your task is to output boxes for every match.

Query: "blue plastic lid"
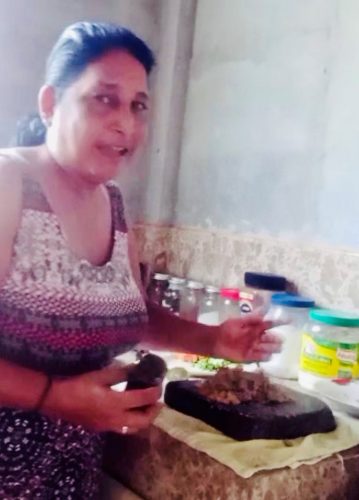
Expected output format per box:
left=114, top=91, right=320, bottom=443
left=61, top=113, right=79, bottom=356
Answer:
left=271, top=293, right=315, bottom=308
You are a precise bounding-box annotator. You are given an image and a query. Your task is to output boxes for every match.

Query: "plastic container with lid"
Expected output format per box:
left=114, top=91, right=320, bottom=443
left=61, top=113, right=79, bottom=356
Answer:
left=242, top=272, right=287, bottom=315
left=198, top=285, right=220, bottom=325
left=179, top=281, right=205, bottom=321
left=161, top=277, right=186, bottom=315
left=299, top=309, right=359, bottom=389
left=261, top=293, right=315, bottom=379
left=219, top=288, right=240, bottom=323
left=146, top=273, right=169, bottom=306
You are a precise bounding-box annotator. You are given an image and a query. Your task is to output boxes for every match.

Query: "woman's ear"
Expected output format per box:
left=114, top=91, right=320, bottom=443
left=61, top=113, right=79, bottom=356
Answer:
left=38, top=85, right=56, bottom=127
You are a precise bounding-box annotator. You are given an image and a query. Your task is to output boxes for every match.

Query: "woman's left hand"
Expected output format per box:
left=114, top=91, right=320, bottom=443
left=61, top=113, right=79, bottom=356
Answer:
left=213, top=316, right=282, bottom=362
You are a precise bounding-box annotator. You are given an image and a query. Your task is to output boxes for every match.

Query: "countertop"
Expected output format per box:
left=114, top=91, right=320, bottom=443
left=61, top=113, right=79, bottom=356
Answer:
left=105, top=354, right=359, bottom=499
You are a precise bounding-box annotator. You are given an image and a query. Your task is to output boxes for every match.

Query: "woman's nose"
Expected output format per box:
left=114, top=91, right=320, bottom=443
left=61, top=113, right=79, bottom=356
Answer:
left=111, top=107, right=136, bottom=137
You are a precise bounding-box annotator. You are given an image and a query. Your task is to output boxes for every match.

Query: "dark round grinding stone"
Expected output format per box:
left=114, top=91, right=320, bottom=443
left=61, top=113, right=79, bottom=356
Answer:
left=164, top=380, right=336, bottom=441
left=126, top=353, right=167, bottom=391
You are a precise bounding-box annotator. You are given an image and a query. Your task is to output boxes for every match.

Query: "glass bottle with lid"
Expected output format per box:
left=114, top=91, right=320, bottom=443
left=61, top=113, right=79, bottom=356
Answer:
left=219, top=288, right=240, bottom=323
left=161, top=277, right=186, bottom=315
left=299, top=309, right=359, bottom=389
left=242, top=272, right=287, bottom=315
left=198, top=285, right=220, bottom=325
left=147, top=273, right=169, bottom=306
left=261, top=293, right=315, bottom=379
left=179, top=281, right=204, bottom=321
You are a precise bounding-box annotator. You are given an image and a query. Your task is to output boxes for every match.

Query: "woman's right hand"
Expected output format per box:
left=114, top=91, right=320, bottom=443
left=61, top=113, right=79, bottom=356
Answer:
left=42, top=362, right=162, bottom=434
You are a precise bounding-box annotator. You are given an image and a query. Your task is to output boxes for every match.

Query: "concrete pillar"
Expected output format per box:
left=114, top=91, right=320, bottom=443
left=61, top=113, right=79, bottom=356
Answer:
left=143, top=0, right=197, bottom=224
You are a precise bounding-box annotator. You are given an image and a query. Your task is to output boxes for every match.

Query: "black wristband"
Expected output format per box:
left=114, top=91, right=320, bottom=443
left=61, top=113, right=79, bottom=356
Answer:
left=34, top=375, right=53, bottom=412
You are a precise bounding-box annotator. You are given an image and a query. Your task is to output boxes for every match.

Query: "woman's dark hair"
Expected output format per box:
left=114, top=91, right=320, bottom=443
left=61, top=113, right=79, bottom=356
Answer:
left=14, top=21, right=155, bottom=147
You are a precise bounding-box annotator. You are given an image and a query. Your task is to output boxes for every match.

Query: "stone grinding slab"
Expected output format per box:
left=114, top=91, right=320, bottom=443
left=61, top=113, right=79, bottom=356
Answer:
left=164, top=380, right=336, bottom=441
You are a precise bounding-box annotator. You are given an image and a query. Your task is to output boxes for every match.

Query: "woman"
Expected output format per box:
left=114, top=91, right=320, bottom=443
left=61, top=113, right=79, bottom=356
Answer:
left=0, top=22, right=280, bottom=498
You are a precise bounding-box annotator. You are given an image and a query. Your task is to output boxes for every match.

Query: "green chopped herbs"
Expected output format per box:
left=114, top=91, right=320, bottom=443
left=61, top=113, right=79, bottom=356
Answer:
left=193, top=357, right=234, bottom=371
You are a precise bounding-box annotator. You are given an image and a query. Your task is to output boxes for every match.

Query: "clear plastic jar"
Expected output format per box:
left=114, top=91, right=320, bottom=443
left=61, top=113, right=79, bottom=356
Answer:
left=147, top=273, right=169, bottom=306
left=261, top=293, right=315, bottom=379
left=299, top=309, right=359, bottom=389
left=161, top=277, right=186, bottom=315
left=198, top=285, right=220, bottom=325
left=179, top=281, right=204, bottom=321
left=243, top=272, right=287, bottom=315
left=219, top=288, right=240, bottom=323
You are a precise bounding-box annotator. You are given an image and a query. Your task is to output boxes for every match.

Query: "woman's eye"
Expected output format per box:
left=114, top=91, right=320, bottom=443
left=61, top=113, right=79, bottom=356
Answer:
left=132, top=101, right=148, bottom=113
left=95, top=94, right=118, bottom=107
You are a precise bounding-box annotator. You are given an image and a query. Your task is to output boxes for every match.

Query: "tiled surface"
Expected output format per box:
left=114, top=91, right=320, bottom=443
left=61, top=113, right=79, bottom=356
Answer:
left=134, top=224, right=359, bottom=312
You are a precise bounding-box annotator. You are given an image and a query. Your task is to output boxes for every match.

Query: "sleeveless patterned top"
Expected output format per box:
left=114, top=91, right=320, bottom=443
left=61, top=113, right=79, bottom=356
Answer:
left=0, top=175, right=147, bottom=499
left=0, top=176, right=147, bottom=376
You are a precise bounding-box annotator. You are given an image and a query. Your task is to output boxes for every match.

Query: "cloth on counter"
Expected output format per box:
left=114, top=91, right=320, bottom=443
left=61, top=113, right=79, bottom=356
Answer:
left=155, top=407, right=359, bottom=478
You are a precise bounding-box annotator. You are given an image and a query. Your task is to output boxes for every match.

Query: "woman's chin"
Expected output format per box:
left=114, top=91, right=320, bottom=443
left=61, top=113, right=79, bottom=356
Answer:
left=85, top=163, right=121, bottom=184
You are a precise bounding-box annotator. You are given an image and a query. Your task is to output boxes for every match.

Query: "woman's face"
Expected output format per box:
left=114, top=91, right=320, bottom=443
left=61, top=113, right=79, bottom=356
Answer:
left=43, top=50, right=150, bottom=184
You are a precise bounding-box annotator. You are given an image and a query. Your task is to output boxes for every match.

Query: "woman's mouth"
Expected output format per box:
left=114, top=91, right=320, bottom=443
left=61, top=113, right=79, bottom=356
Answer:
left=97, top=144, right=130, bottom=159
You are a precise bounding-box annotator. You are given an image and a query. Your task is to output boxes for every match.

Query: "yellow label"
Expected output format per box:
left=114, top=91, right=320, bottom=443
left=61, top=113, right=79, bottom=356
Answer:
left=300, top=333, right=359, bottom=379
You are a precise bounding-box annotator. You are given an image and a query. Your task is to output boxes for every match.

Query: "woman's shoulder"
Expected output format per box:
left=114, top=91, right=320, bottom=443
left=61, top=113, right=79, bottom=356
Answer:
left=0, top=147, right=26, bottom=207
left=0, top=146, right=32, bottom=172
left=0, top=146, right=43, bottom=187
left=0, top=149, right=24, bottom=284
left=106, top=181, right=128, bottom=233
left=106, top=179, right=122, bottom=197
left=0, top=148, right=24, bottom=189
left=105, top=180, right=123, bottom=215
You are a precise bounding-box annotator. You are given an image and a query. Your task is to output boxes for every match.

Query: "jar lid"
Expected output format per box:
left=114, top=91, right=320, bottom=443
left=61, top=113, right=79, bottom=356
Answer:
left=168, top=284, right=181, bottom=291
left=244, top=272, right=287, bottom=292
left=271, top=293, right=315, bottom=308
left=239, top=289, right=255, bottom=301
left=310, top=309, right=359, bottom=327
left=187, top=280, right=204, bottom=290
left=153, top=273, right=169, bottom=280
left=169, top=277, right=186, bottom=285
left=220, top=288, right=240, bottom=300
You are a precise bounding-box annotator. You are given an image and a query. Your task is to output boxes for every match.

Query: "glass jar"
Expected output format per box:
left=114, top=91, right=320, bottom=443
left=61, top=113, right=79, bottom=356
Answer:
left=146, top=273, right=169, bottom=306
left=299, top=309, right=359, bottom=389
left=219, top=288, right=240, bottom=323
left=239, top=289, right=255, bottom=315
left=261, top=293, right=315, bottom=379
left=198, top=286, right=220, bottom=325
left=179, top=281, right=204, bottom=321
left=243, top=272, right=287, bottom=315
left=161, top=277, right=186, bottom=315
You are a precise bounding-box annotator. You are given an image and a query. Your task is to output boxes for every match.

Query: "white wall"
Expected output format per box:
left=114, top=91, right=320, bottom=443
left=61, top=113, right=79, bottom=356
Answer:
left=319, top=0, right=359, bottom=246
left=175, top=0, right=359, bottom=248
left=141, top=0, right=197, bottom=224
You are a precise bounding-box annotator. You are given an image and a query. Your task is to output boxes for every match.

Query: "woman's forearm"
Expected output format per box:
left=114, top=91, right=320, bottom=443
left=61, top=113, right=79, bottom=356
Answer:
left=140, top=302, right=218, bottom=356
left=0, top=358, right=48, bottom=410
